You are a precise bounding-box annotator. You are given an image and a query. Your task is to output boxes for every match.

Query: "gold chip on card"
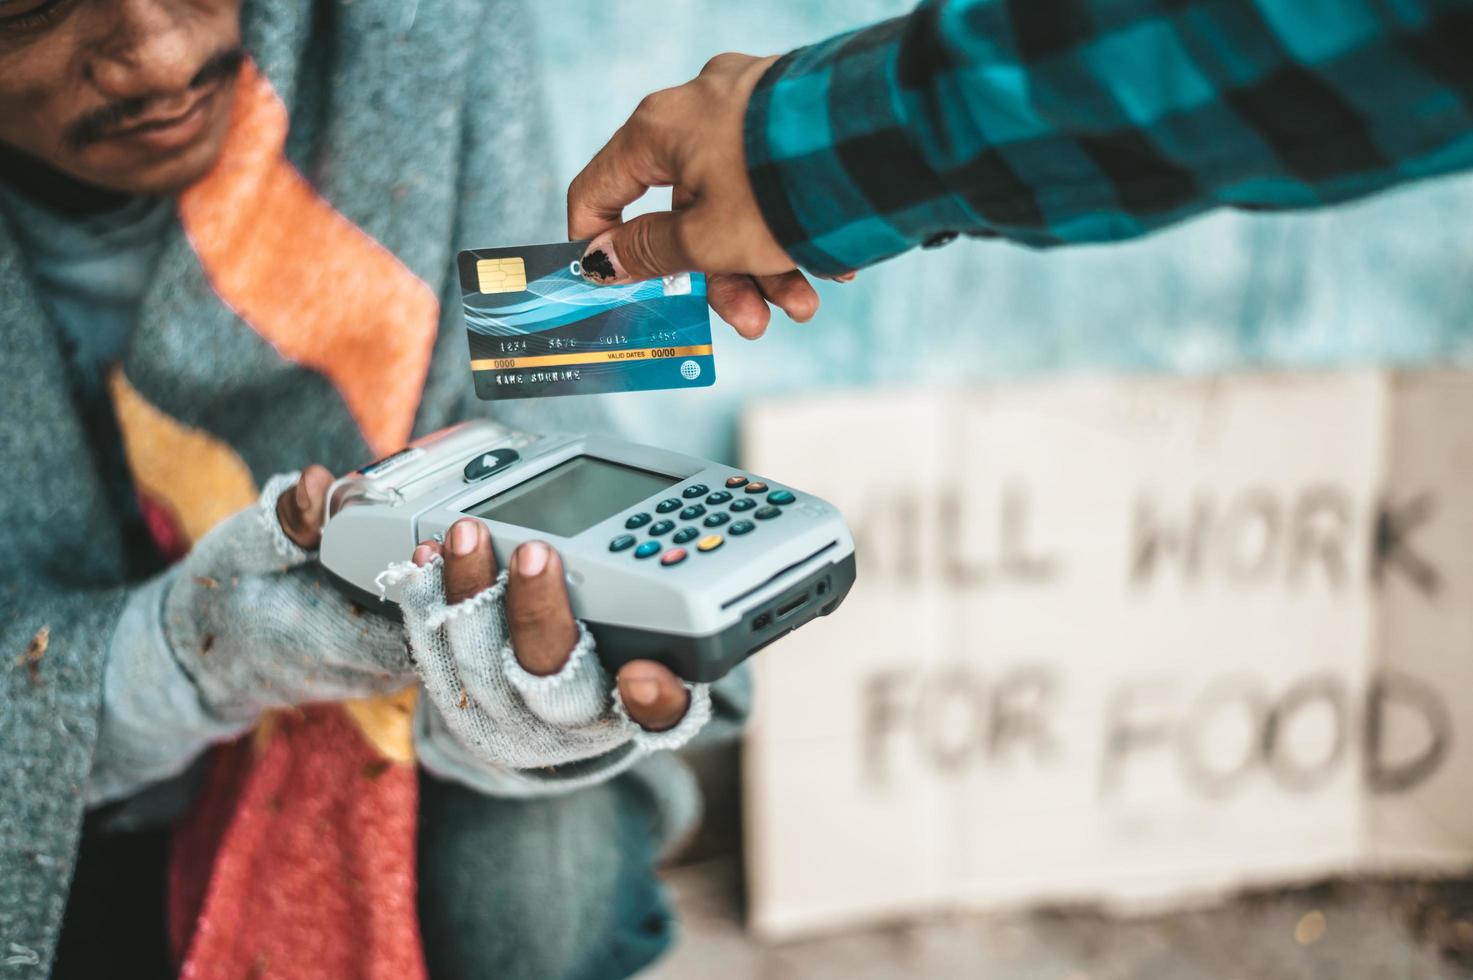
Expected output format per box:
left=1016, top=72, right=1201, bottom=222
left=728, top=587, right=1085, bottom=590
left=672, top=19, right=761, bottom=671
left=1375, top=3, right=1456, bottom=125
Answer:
left=476, top=257, right=527, bottom=294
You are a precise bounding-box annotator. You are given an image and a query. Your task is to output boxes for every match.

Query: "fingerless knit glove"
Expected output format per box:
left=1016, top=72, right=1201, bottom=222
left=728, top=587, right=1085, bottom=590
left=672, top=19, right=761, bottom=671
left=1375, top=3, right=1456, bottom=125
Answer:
left=381, top=556, right=711, bottom=795
left=90, top=474, right=414, bottom=803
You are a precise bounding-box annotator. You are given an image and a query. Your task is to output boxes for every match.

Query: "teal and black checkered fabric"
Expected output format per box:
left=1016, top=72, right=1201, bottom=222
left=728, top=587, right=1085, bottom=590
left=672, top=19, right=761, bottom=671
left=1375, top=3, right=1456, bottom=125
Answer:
left=745, top=0, right=1473, bottom=274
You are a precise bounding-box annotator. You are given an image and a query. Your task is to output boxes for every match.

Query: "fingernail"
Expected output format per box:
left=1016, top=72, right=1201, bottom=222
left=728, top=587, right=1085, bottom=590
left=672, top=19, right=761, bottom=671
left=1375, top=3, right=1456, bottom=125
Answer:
left=835, top=271, right=857, bottom=283
left=625, top=678, right=659, bottom=708
left=450, top=520, right=478, bottom=556
left=579, top=235, right=628, bottom=284
left=412, top=544, right=436, bottom=566
left=515, top=541, right=549, bottom=577
left=295, top=478, right=311, bottom=511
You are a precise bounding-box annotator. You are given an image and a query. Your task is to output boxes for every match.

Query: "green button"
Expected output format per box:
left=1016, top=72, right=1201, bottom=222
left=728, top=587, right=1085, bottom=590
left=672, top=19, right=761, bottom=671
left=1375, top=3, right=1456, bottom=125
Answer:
left=767, top=489, right=796, bottom=506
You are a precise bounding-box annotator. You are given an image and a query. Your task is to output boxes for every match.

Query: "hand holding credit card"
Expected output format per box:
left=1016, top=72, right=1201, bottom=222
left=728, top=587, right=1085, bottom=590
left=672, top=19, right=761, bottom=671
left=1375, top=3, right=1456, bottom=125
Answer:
left=458, top=241, right=716, bottom=400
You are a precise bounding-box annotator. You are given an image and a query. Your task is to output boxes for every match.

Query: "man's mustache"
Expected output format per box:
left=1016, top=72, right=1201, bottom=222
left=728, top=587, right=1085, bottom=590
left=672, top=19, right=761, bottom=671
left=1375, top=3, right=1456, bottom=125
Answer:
left=65, top=46, right=246, bottom=151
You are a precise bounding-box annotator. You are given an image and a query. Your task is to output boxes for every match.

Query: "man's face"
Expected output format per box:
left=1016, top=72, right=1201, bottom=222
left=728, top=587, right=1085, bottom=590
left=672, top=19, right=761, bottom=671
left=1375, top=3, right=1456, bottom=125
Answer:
left=0, top=0, right=245, bottom=196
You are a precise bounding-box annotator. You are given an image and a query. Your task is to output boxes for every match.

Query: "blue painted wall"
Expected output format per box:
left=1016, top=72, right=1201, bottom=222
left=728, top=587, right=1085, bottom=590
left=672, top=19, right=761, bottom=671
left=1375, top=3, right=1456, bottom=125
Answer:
left=534, top=1, right=1473, bottom=461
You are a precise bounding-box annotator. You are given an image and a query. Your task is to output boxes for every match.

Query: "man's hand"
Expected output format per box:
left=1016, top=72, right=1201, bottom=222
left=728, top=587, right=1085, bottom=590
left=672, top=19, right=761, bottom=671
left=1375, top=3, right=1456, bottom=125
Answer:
left=410, top=518, right=691, bottom=732
left=568, top=53, right=850, bottom=340
left=279, top=470, right=695, bottom=735
left=276, top=463, right=335, bottom=549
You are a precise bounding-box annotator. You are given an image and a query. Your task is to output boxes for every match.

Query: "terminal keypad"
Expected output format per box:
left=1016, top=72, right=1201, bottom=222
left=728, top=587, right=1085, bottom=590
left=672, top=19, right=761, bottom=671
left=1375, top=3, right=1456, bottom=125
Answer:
left=618, top=477, right=800, bottom=566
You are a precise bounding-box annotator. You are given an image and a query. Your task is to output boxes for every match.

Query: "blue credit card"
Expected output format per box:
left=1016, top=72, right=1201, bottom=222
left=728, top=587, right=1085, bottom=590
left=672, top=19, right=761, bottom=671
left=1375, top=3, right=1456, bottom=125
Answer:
left=457, top=241, right=716, bottom=400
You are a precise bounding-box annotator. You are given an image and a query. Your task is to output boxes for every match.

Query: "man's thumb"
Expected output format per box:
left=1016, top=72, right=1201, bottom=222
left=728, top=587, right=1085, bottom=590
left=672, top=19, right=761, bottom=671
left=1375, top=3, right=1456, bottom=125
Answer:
left=579, top=211, right=692, bottom=285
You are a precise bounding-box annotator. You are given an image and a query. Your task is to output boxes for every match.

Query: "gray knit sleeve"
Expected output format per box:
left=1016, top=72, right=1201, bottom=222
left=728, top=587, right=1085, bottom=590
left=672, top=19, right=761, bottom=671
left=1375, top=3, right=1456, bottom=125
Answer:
left=85, top=576, right=251, bottom=807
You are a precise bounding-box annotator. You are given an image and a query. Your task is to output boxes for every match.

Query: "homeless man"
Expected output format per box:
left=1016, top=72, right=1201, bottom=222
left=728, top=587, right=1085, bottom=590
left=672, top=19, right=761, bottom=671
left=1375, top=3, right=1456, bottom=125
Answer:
left=0, top=1, right=747, bottom=977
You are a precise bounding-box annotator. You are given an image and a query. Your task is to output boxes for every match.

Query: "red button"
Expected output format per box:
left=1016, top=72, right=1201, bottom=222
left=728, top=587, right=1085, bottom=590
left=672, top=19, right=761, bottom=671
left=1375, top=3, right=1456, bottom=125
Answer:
left=660, top=547, right=688, bottom=566
left=725, top=475, right=749, bottom=489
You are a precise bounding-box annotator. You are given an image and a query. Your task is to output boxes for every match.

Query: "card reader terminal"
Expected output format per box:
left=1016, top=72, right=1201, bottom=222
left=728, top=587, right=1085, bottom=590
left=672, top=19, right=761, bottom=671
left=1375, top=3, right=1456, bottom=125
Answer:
left=319, top=420, right=857, bottom=682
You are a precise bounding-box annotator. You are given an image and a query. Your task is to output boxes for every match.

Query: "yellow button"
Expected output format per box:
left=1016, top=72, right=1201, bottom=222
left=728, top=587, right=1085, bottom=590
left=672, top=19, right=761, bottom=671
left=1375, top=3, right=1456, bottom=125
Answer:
left=697, top=534, right=724, bottom=552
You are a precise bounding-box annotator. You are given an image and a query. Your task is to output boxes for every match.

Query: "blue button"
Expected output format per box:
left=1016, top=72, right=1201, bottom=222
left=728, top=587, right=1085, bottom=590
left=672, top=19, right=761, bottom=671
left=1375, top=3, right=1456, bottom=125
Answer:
left=704, top=512, right=731, bottom=527
left=655, top=498, right=682, bottom=514
left=625, top=512, right=652, bottom=529
left=730, top=498, right=757, bottom=512
left=682, top=484, right=709, bottom=499
left=705, top=491, right=733, bottom=505
left=730, top=520, right=756, bottom=536
left=649, top=520, right=675, bottom=536
left=767, top=489, right=796, bottom=506
left=634, top=540, right=662, bottom=559
left=755, top=506, right=782, bottom=521
left=679, top=504, right=706, bottom=521
left=609, top=534, right=637, bottom=552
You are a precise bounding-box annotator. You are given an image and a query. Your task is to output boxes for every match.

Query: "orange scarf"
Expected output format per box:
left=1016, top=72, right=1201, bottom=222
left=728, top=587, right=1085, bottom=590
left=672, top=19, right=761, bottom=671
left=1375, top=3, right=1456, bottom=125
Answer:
left=112, top=62, right=439, bottom=979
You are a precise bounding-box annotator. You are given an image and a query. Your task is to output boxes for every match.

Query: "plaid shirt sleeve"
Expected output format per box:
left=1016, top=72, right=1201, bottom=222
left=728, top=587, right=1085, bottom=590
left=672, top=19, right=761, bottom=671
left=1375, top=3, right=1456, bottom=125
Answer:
left=743, top=0, right=1473, bottom=275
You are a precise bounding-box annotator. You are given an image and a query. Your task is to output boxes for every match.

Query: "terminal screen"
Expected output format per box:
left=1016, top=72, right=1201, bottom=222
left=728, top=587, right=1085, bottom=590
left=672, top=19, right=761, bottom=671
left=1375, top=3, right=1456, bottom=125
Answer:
left=464, top=456, right=679, bottom=538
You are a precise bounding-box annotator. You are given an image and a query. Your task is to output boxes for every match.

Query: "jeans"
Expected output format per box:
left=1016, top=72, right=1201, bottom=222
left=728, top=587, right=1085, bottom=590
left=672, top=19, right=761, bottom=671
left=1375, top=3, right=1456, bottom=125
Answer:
left=416, top=767, right=675, bottom=980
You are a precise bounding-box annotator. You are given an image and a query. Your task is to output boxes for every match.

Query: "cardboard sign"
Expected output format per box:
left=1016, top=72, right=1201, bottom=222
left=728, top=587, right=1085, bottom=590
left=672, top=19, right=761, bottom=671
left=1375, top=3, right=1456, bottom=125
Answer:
left=742, top=372, right=1473, bottom=939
